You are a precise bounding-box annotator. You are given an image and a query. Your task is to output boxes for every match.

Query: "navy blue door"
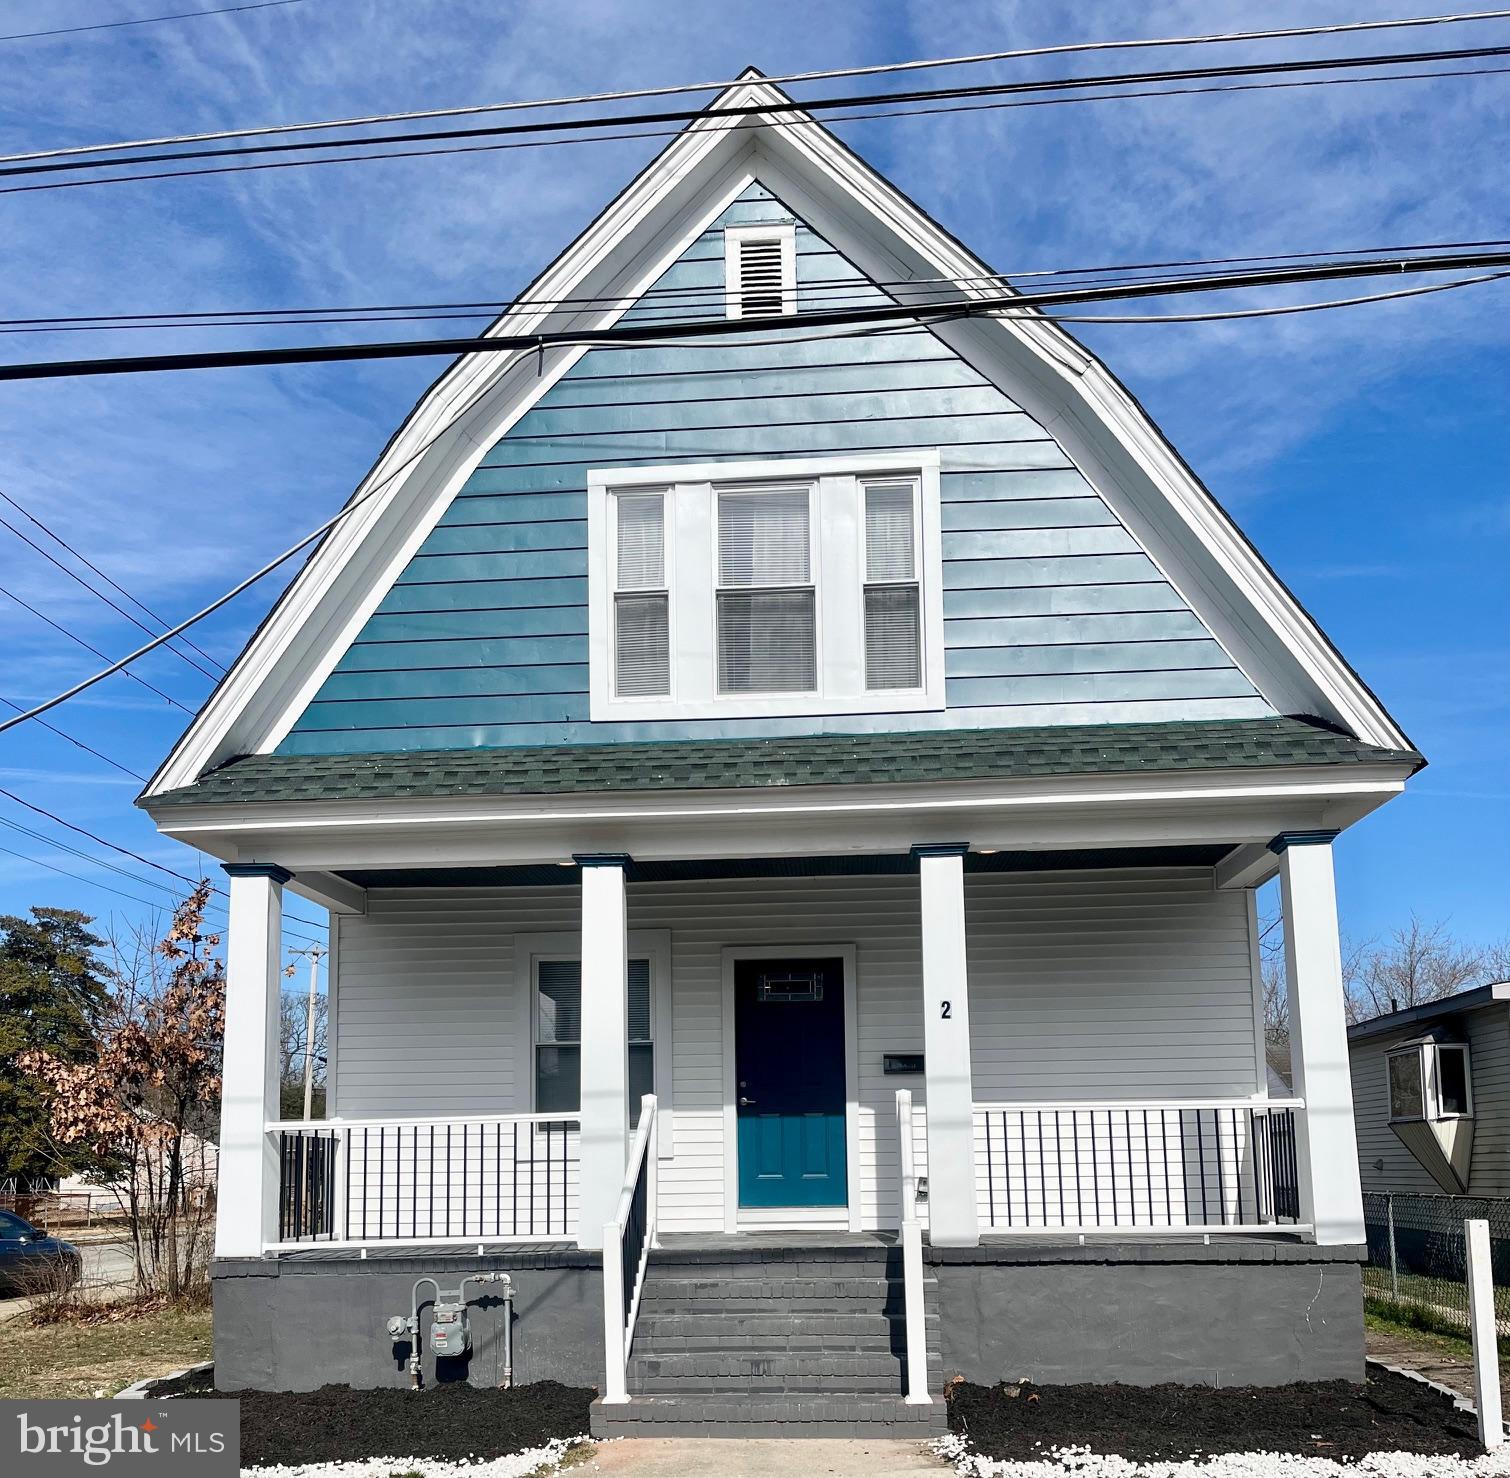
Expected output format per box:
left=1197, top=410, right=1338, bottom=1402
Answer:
left=734, top=957, right=848, bottom=1208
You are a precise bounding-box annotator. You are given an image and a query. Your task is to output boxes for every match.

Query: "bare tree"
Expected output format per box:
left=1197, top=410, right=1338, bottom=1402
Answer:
left=1344, top=915, right=1486, bottom=1023
left=20, top=885, right=223, bottom=1301
left=278, top=987, right=327, bottom=1120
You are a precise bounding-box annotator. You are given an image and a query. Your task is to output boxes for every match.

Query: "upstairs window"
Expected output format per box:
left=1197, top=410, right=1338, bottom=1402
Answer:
left=589, top=452, right=943, bottom=721
left=724, top=225, right=796, bottom=319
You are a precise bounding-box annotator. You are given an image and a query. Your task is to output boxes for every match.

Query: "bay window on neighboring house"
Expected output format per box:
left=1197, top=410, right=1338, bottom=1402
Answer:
left=587, top=452, right=944, bottom=720
left=1386, top=1038, right=1473, bottom=1122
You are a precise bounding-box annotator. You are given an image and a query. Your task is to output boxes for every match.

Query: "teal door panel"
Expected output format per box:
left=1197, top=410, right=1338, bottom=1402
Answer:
left=734, top=957, right=847, bottom=1209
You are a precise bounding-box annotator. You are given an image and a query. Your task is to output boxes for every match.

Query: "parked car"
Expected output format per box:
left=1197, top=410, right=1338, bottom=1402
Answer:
left=0, top=1210, right=82, bottom=1297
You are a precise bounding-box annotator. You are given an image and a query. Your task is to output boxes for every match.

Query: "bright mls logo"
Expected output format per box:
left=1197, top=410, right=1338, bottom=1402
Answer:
left=5, top=1400, right=238, bottom=1475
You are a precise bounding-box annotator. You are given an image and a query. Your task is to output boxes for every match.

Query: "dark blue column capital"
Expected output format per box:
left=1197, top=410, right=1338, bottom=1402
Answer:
left=1266, top=829, right=1341, bottom=856
left=222, top=862, right=294, bottom=884
left=572, top=852, right=632, bottom=868
left=910, top=843, right=970, bottom=859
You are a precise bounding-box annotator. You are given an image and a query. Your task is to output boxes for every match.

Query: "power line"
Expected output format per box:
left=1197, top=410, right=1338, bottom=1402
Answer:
left=6, top=235, right=1510, bottom=334
left=0, top=580, right=196, bottom=711
left=0, top=251, right=1504, bottom=740
left=0, top=488, right=226, bottom=672
left=0, top=0, right=303, bottom=45
left=10, top=7, right=1508, bottom=166
left=0, top=839, right=166, bottom=911
left=4, top=246, right=1509, bottom=383
left=10, top=41, right=1510, bottom=191
left=10, top=59, right=1508, bottom=199
left=0, top=510, right=224, bottom=681
left=0, top=695, right=146, bottom=782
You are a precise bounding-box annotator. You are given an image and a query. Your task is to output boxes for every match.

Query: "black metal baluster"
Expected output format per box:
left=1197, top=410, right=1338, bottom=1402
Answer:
left=1054, top=1109, right=1065, bottom=1227
left=1035, top=1111, right=1048, bottom=1230
left=1196, top=1111, right=1210, bottom=1224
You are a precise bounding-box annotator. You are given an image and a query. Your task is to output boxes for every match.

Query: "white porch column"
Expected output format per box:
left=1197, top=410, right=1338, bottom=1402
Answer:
left=575, top=853, right=629, bottom=1252
left=1272, top=830, right=1366, bottom=1246
left=914, top=843, right=979, bottom=1247
left=216, top=863, right=289, bottom=1258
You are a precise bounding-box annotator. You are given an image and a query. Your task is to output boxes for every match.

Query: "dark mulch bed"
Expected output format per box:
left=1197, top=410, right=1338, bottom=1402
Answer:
left=141, top=1369, right=593, bottom=1467
left=947, top=1367, right=1481, bottom=1463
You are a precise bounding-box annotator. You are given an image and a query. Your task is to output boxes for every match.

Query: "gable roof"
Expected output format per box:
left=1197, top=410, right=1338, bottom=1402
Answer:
left=150, top=717, right=1419, bottom=808
left=141, top=69, right=1414, bottom=800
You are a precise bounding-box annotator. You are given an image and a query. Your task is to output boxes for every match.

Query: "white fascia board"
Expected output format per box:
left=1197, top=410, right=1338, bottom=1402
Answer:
left=740, top=109, right=1412, bottom=751
left=146, top=762, right=1411, bottom=871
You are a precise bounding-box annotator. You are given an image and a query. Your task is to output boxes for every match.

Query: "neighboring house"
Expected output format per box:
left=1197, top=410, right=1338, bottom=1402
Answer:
left=58, top=1129, right=219, bottom=1213
left=1350, top=985, right=1510, bottom=1197
left=139, top=74, right=1423, bottom=1430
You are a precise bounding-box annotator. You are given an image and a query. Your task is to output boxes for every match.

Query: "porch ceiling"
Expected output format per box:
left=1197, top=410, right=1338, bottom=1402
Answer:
left=147, top=717, right=1420, bottom=809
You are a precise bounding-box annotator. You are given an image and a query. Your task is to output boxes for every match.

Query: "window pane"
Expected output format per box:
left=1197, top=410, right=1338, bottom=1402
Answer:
left=865, top=482, right=916, bottom=581
left=615, top=593, right=670, bottom=697
left=628, top=958, right=652, bottom=1042
left=718, top=488, right=810, bottom=587
left=536, top=1044, right=580, bottom=1113
left=629, top=1045, right=654, bottom=1125
left=1388, top=1050, right=1424, bottom=1119
left=536, top=960, right=581, bottom=1045
left=1437, top=1047, right=1470, bottom=1114
left=864, top=584, right=921, bottom=690
left=616, top=493, right=664, bottom=589
left=717, top=589, right=817, bottom=693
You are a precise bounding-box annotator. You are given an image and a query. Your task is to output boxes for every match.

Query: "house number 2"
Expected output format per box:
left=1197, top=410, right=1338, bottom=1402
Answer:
left=940, top=1000, right=952, bottom=1019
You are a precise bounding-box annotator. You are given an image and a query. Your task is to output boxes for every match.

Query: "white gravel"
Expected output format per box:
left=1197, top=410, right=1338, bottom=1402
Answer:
left=932, top=1434, right=1510, bottom=1477
left=241, top=1434, right=587, bottom=1477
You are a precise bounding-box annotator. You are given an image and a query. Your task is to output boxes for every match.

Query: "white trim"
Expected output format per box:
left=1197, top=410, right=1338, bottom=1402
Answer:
left=1245, top=888, right=1269, bottom=1097
left=972, top=1096, right=1302, bottom=1112
left=587, top=452, right=944, bottom=721
left=513, top=929, right=674, bottom=1156
left=724, top=221, right=796, bottom=319
left=720, top=943, right=861, bottom=1234
left=144, top=76, right=1409, bottom=799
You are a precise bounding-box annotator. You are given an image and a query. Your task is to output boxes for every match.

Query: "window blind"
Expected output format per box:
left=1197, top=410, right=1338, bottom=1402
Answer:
left=863, top=481, right=922, bottom=690
left=613, top=492, right=670, bottom=698
left=535, top=958, right=653, bottom=1118
left=717, top=487, right=815, bottom=693
left=735, top=237, right=786, bottom=317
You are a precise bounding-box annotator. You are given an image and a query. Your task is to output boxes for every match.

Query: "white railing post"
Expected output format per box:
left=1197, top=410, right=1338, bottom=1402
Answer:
left=601, top=1217, right=627, bottom=1403
left=218, top=863, right=290, bottom=1258
left=647, top=1097, right=660, bottom=1252
left=896, top=1089, right=931, bottom=1405
left=1467, top=1218, right=1503, bottom=1450
left=600, top=1093, right=657, bottom=1407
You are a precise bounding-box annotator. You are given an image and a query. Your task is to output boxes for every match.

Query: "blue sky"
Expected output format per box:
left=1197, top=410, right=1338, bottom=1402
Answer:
left=0, top=0, right=1505, bottom=967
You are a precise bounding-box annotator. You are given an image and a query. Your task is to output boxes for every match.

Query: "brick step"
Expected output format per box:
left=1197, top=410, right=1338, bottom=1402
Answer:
left=589, top=1394, right=949, bottom=1439
left=629, top=1350, right=913, bottom=1382
left=631, top=1375, right=906, bottom=1395
left=644, top=1257, right=898, bottom=1280
left=634, top=1310, right=912, bottom=1340
left=640, top=1275, right=917, bottom=1301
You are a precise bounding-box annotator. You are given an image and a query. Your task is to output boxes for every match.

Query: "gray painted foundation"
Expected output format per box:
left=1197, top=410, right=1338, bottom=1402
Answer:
left=931, top=1240, right=1366, bottom=1387
left=211, top=1248, right=602, bottom=1392
left=212, top=1239, right=1364, bottom=1394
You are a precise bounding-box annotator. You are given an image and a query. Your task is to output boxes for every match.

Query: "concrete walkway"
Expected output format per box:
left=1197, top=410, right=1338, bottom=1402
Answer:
left=585, top=1437, right=949, bottom=1476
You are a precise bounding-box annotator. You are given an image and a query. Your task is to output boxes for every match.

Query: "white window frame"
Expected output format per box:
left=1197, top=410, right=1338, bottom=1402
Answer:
left=514, top=930, right=673, bottom=1156
left=1385, top=1040, right=1473, bottom=1123
left=587, top=451, right=945, bottom=722
left=723, top=223, right=796, bottom=319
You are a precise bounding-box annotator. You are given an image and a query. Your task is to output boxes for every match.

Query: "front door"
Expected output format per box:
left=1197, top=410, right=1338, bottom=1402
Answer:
left=734, top=956, right=848, bottom=1208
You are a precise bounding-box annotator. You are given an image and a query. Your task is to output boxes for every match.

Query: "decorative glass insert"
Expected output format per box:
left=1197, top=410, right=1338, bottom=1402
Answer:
left=757, top=972, right=824, bottom=1003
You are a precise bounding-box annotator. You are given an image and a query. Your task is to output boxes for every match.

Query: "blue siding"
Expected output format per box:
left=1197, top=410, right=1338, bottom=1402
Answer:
left=280, top=182, right=1271, bottom=755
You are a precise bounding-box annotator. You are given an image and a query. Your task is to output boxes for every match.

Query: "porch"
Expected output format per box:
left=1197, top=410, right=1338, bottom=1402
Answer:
left=214, top=837, right=1361, bottom=1259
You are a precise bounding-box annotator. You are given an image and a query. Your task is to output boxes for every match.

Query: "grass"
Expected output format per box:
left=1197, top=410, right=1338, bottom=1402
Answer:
left=0, top=1300, right=212, bottom=1399
left=1366, top=1299, right=1475, bottom=1362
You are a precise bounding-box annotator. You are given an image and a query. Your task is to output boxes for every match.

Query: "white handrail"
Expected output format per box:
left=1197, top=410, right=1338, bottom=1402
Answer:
left=972, top=1097, right=1303, bottom=1113
left=895, top=1089, right=931, bottom=1406
left=266, top=1111, right=582, bottom=1132
left=602, top=1094, right=657, bottom=1406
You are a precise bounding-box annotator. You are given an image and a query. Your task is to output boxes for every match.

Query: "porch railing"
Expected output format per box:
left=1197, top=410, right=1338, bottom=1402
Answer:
left=973, top=1098, right=1305, bottom=1235
left=603, top=1094, right=658, bottom=1405
left=270, top=1113, right=580, bottom=1248
left=894, top=1090, right=932, bottom=1405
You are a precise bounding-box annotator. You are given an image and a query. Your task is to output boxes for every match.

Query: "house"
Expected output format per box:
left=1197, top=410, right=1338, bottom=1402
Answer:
left=138, top=72, right=1424, bottom=1432
left=1350, top=984, right=1510, bottom=1198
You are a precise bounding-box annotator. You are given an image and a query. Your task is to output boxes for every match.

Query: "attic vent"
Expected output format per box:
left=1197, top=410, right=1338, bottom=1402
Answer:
left=725, top=224, right=795, bottom=320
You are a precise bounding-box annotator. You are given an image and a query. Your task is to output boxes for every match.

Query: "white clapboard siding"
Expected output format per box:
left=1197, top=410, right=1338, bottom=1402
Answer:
left=331, top=868, right=1262, bottom=1234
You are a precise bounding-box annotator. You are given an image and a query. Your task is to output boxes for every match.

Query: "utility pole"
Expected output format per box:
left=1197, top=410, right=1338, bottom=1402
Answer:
left=287, top=945, right=326, bottom=1120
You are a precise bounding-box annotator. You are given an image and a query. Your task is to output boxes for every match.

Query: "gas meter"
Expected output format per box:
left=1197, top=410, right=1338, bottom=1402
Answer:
left=384, top=1271, right=512, bottom=1388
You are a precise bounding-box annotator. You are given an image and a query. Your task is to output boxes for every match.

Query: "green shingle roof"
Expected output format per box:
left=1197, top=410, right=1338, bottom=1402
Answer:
left=145, top=718, right=1422, bottom=809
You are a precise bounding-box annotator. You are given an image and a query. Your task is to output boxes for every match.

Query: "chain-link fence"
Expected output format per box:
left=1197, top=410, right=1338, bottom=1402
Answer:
left=1363, top=1191, right=1510, bottom=1337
